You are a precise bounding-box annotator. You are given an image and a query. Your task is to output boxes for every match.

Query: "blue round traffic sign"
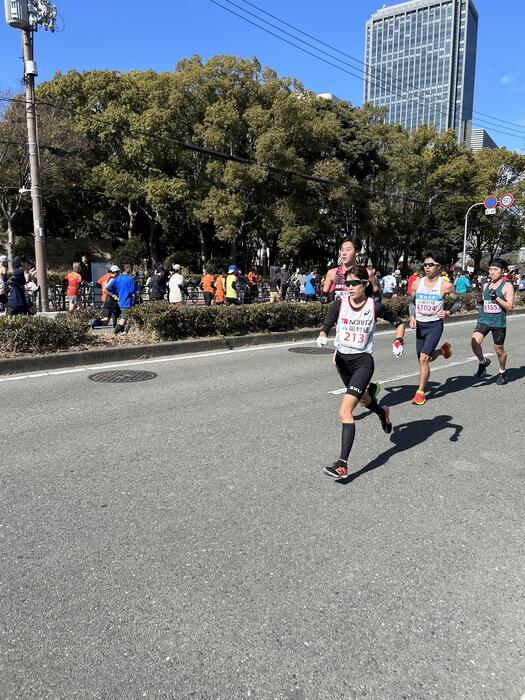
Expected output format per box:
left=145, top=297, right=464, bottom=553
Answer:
left=484, top=195, right=498, bottom=209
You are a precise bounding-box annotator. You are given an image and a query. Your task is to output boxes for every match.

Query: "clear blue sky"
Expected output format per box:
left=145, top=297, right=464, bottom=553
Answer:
left=1, top=0, right=524, bottom=152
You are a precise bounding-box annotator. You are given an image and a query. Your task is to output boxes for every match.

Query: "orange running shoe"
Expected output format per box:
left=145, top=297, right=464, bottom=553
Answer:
left=441, top=342, right=452, bottom=359
left=412, top=390, right=426, bottom=406
left=324, top=461, right=348, bottom=478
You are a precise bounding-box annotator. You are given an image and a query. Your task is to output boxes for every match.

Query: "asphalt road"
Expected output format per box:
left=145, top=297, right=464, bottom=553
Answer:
left=1, top=316, right=524, bottom=699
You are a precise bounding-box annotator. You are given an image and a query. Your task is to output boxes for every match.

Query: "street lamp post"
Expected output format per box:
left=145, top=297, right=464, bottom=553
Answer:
left=463, top=202, right=484, bottom=270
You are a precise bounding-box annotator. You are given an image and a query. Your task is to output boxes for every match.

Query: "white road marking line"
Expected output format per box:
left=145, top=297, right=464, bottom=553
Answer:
left=0, top=339, right=317, bottom=383
left=0, top=313, right=523, bottom=384
left=328, top=354, right=496, bottom=394
left=0, top=327, right=423, bottom=383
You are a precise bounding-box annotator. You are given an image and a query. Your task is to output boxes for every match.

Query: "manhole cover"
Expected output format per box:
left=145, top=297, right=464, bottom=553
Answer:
left=89, top=370, right=158, bottom=383
left=288, top=347, right=333, bottom=355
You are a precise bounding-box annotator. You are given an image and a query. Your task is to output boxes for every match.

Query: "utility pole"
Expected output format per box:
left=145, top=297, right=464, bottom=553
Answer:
left=21, top=27, right=48, bottom=310
left=4, top=0, right=58, bottom=312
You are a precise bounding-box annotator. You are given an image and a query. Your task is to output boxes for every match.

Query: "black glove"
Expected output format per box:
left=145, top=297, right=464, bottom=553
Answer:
left=489, top=289, right=498, bottom=301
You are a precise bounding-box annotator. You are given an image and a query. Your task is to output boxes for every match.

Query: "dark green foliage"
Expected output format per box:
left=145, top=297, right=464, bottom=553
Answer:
left=128, top=302, right=328, bottom=341
left=111, top=238, right=149, bottom=265
left=380, top=296, right=410, bottom=318
left=0, top=314, right=90, bottom=353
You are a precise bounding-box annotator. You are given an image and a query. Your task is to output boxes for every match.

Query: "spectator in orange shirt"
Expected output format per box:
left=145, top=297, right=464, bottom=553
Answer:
left=63, top=262, right=82, bottom=312
left=247, top=266, right=260, bottom=301
left=215, top=270, right=225, bottom=305
left=407, top=270, right=421, bottom=296
left=92, top=265, right=121, bottom=328
left=200, top=269, right=215, bottom=306
left=97, top=267, right=112, bottom=303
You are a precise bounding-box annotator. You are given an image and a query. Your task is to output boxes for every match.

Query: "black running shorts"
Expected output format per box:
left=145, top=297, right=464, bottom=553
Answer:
left=416, top=320, right=444, bottom=357
left=473, top=322, right=506, bottom=346
left=101, top=297, right=120, bottom=319
left=335, top=351, right=375, bottom=399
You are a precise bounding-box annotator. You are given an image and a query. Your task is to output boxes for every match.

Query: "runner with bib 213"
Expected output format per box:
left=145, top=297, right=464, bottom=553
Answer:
left=409, top=252, right=462, bottom=406
left=471, top=258, right=514, bottom=385
left=317, top=266, right=405, bottom=479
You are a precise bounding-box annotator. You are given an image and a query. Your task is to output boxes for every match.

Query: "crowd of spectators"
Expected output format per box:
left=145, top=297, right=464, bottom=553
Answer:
left=1, top=250, right=524, bottom=324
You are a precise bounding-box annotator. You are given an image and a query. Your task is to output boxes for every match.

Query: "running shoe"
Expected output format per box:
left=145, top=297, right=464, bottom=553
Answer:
left=441, top=342, right=453, bottom=359
left=496, top=371, right=508, bottom=386
left=411, top=390, right=426, bottom=406
left=379, top=406, right=392, bottom=434
left=323, top=461, right=348, bottom=478
left=475, top=357, right=491, bottom=378
left=368, top=381, right=382, bottom=401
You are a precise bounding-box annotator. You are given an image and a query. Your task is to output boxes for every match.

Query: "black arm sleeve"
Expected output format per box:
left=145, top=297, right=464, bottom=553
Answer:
left=321, top=299, right=341, bottom=334
left=375, top=301, right=404, bottom=328
left=449, top=297, right=463, bottom=314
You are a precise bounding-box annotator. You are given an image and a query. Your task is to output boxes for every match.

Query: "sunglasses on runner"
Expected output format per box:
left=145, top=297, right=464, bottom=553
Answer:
left=423, top=262, right=437, bottom=268
left=345, top=279, right=365, bottom=287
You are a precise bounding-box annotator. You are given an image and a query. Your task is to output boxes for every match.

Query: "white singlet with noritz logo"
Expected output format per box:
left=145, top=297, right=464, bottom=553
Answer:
left=415, top=277, right=444, bottom=323
left=335, top=296, right=376, bottom=354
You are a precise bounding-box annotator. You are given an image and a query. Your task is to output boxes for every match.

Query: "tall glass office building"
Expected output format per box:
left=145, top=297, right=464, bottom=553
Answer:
left=364, top=0, right=478, bottom=142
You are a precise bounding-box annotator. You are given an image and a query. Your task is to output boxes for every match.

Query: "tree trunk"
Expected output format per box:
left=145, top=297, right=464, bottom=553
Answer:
left=472, top=248, right=482, bottom=272
left=127, top=202, right=138, bottom=240
left=197, top=227, right=206, bottom=272
left=148, top=218, right=159, bottom=264
left=6, top=218, right=15, bottom=263
left=229, top=237, right=236, bottom=260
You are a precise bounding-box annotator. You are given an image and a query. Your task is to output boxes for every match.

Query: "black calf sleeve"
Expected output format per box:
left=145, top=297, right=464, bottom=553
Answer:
left=340, top=423, right=356, bottom=463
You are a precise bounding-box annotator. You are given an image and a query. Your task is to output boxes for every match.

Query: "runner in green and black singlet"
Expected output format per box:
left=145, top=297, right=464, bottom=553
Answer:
left=472, top=259, right=514, bottom=385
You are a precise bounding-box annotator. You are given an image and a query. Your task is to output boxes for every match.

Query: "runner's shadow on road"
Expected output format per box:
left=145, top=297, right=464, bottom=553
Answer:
left=428, top=364, right=525, bottom=399
left=336, top=415, right=463, bottom=486
left=376, top=369, right=512, bottom=409
left=507, top=365, right=525, bottom=382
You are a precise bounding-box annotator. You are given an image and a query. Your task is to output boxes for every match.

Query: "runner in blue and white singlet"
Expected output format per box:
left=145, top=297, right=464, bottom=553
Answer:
left=409, top=252, right=462, bottom=406
left=415, top=276, right=445, bottom=322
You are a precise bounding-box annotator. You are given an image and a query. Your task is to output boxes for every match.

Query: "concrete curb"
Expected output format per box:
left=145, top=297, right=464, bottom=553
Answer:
left=0, top=328, right=320, bottom=376
left=1, top=309, right=524, bottom=376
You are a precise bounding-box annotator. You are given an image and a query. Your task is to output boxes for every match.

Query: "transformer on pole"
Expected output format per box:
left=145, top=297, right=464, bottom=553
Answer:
left=3, top=0, right=58, bottom=311
left=4, top=0, right=29, bottom=28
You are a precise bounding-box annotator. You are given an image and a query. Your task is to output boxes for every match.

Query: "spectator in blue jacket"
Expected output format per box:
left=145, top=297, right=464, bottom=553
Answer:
left=105, top=262, right=139, bottom=334
left=304, top=270, right=318, bottom=302
left=454, top=270, right=472, bottom=295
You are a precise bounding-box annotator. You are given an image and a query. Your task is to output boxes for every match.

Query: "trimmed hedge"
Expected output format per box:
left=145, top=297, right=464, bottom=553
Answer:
left=127, top=291, right=504, bottom=342
left=128, top=302, right=328, bottom=341
left=0, top=314, right=90, bottom=354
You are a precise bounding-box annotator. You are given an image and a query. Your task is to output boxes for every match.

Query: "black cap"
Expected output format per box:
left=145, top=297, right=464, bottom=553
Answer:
left=12, top=255, right=31, bottom=267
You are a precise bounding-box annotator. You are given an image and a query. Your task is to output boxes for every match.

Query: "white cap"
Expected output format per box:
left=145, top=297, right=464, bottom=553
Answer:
left=109, top=265, right=120, bottom=272
left=0, top=255, right=8, bottom=263
left=394, top=269, right=401, bottom=275
left=173, top=264, right=181, bottom=270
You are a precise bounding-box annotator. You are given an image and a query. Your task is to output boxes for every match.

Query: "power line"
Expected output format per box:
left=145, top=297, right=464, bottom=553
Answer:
left=0, top=137, right=75, bottom=155
left=2, top=92, right=471, bottom=210
left=4, top=5, right=525, bottom=142
left=233, top=0, right=525, bottom=135
left=0, top=82, right=511, bottom=214
left=223, top=0, right=525, bottom=138
left=210, top=0, right=525, bottom=141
